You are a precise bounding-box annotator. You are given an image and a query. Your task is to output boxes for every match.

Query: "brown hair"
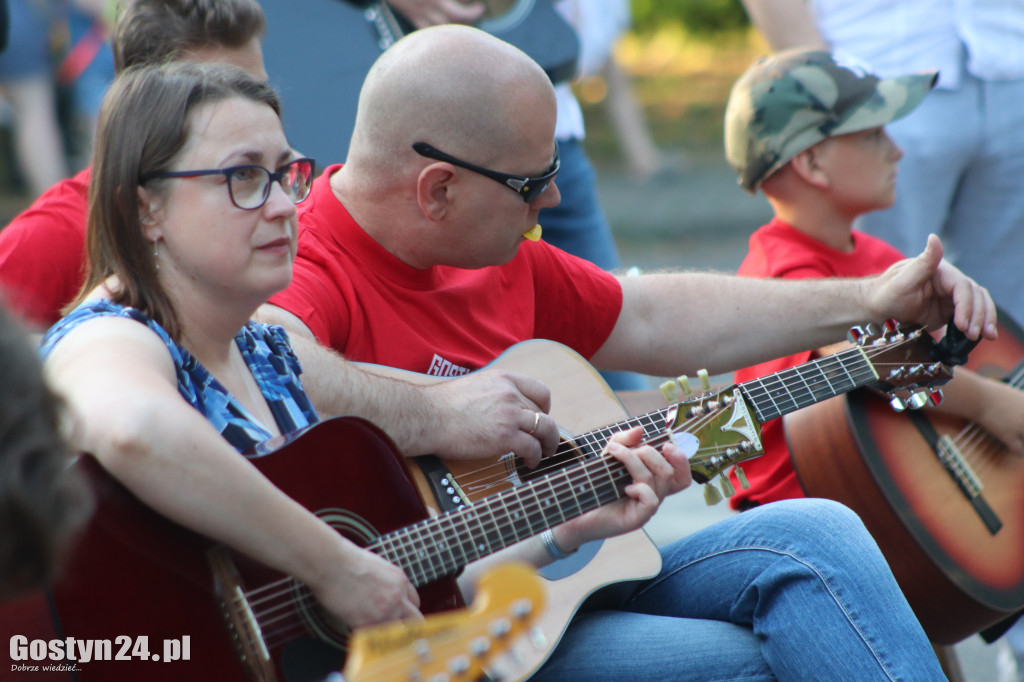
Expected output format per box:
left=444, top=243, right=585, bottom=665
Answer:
left=0, top=305, right=89, bottom=599
left=77, top=61, right=282, bottom=340
left=112, top=0, right=266, bottom=74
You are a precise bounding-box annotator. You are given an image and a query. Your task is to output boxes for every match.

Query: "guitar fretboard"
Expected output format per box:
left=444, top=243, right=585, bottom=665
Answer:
left=369, top=452, right=631, bottom=586
left=546, top=346, right=879, bottom=462
left=739, top=346, right=877, bottom=423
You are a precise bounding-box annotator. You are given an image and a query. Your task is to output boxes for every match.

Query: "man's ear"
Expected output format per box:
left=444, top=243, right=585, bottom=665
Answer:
left=790, top=146, right=830, bottom=189
left=137, top=185, right=165, bottom=242
left=416, top=163, right=456, bottom=221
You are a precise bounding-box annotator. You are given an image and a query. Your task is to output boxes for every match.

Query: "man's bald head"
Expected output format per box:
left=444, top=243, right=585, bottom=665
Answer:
left=347, top=25, right=555, bottom=174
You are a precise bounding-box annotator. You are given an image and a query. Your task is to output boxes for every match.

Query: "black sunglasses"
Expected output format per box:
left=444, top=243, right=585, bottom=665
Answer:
left=412, top=142, right=559, bottom=203
left=140, top=157, right=316, bottom=210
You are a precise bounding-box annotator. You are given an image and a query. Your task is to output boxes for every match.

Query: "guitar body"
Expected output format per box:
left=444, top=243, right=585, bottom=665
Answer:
left=1, top=418, right=461, bottom=682
left=785, top=321, right=1024, bottom=644
left=361, top=339, right=664, bottom=679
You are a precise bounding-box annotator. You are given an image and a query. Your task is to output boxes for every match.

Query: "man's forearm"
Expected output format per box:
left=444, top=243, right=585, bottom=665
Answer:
left=598, top=238, right=995, bottom=378
left=596, top=271, right=873, bottom=377
left=286, top=334, right=440, bottom=455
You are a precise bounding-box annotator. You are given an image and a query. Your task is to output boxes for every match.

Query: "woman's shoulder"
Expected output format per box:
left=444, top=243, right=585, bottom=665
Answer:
left=40, top=300, right=172, bottom=360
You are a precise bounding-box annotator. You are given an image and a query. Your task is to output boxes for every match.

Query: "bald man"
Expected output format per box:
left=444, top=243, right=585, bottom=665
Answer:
left=258, top=24, right=972, bottom=679
left=265, top=24, right=993, bottom=404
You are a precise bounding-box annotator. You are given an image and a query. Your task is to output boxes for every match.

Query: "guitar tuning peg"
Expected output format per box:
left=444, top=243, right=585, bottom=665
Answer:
left=719, top=474, right=736, bottom=498
left=863, top=322, right=878, bottom=338
left=697, top=369, right=711, bottom=392
left=659, top=379, right=679, bottom=403
left=470, top=636, right=491, bottom=656
left=528, top=627, right=547, bottom=649
left=491, top=617, right=512, bottom=638
left=883, top=318, right=900, bottom=334
left=511, top=598, right=534, bottom=619
left=703, top=482, right=723, bottom=506
left=734, top=465, right=750, bottom=490
left=889, top=393, right=907, bottom=412
left=928, top=389, right=943, bottom=407
left=906, top=391, right=929, bottom=410
left=678, top=375, right=693, bottom=397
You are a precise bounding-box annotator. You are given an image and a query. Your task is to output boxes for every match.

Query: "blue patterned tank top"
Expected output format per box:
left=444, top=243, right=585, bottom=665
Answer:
left=40, top=299, right=320, bottom=453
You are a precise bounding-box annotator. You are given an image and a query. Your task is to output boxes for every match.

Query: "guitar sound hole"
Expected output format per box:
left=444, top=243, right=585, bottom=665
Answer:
left=516, top=438, right=586, bottom=483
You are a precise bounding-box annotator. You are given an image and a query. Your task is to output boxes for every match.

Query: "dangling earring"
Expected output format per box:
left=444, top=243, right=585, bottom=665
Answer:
left=152, top=239, right=160, bottom=270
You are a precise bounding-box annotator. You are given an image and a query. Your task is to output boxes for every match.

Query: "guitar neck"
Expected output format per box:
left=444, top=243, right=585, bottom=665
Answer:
left=369, top=454, right=630, bottom=586
left=739, top=345, right=877, bottom=423
left=545, top=345, right=879, bottom=458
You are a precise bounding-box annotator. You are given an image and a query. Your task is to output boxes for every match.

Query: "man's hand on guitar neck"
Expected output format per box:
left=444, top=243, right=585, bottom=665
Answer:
left=553, top=427, right=692, bottom=552
left=384, top=0, right=485, bottom=28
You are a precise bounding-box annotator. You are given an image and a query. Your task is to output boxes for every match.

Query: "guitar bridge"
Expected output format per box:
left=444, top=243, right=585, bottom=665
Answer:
left=416, top=455, right=472, bottom=512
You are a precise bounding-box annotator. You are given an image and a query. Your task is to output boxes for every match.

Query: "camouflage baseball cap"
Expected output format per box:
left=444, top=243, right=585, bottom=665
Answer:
left=725, top=48, right=937, bottom=193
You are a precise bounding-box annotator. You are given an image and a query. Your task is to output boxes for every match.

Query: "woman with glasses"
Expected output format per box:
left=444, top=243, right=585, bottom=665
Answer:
left=36, top=60, right=434, bottom=634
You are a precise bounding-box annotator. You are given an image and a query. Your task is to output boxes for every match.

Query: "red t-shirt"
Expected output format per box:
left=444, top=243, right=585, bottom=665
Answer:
left=728, top=217, right=904, bottom=508
left=269, top=165, right=623, bottom=374
left=0, top=167, right=91, bottom=329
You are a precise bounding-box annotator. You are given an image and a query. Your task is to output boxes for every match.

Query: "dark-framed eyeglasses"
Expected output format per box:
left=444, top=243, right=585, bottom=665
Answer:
left=140, top=157, right=316, bottom=210
left=412, top=142, right=559, bottom=203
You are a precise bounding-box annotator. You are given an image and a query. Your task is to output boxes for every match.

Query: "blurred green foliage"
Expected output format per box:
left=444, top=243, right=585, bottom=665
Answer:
left=631, top=0, right=750, bottom=35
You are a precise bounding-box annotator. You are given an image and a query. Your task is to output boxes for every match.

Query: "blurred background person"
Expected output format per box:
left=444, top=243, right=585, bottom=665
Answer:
left=0, top=0, right=68, bottom=199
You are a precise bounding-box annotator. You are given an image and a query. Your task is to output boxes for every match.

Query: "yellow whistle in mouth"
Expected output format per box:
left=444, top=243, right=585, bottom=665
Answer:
left=523, top=224, right=543, bottom=241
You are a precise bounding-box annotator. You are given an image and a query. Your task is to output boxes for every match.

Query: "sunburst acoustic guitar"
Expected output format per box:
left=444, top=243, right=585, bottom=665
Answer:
left=785, top=313, right=1024, bottom=644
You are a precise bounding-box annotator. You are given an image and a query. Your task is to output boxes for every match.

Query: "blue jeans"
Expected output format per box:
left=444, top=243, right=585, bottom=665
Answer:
left=539, top=138, right=621, bottom=272
left=540, top=139, right=649, bottom=392
left=534, top=499, right=944, bottom=681
left=857, top=64, right=1024, bottom=328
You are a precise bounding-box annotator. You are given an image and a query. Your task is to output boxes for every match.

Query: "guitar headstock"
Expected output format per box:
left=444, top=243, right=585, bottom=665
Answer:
left=656, top=384, right=763, bottom=503
left=846, top=320, right=953, bottom=411
left=343, top=562, right=544, bottom=682
left=652, top=320, right=962, bottom=505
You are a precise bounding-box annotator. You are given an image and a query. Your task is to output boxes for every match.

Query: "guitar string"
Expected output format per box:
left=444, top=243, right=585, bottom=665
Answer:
left=454, top=349, right=879, bottom=495
left=248, top=406, right=742, bottom=654
left=241, top=455, right=635, bottom=628
left=451, top=335, right=917, bottom=498
left=249, top=354, right=938, bottom=653
left=241, top=364, right=882, bottom=655
left=243, top=427, right=708, bottom=643
left=241, top=335, right=924, bottom=653
left=945, top=361, right=1024, bottom=482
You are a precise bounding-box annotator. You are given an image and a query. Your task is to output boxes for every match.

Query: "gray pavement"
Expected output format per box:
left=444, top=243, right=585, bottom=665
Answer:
left=595, top=158, right=1014, bottom=681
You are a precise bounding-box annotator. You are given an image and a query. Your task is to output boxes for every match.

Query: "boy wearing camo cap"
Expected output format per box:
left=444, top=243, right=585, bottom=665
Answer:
left=721, top=48, right=1024, bottom=513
